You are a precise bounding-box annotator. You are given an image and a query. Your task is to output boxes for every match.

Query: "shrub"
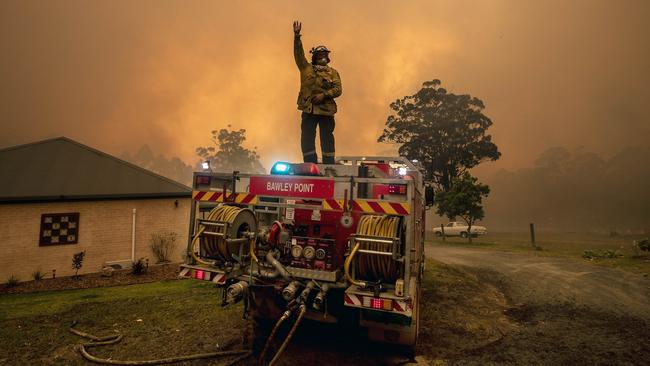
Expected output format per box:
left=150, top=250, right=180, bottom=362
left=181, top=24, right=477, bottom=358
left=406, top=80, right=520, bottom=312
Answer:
left=582, top=250, right=596, bottom=260
left=150, top=231, right=178, bottom=263
left=72, top=251, right=86, bottom=277
left=602, top=249, right=622, bottom=258
left=635, top=238, right=650, bottom=252
left=32, top=269, right=45, bottom=281
left=132, top=258, right=148, bottom=275
left=5, top=275, right=19, bottom=288
left=582, top=249, right=623, bottom=260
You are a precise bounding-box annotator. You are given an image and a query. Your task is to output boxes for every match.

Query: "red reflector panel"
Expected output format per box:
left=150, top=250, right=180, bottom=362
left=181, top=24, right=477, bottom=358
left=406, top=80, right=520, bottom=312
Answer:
left=194, top=270, right=205, bottom=280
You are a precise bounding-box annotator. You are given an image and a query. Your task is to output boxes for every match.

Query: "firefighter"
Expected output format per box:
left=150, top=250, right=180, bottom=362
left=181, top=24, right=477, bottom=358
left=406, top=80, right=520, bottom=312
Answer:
left=293, top=21, right=342, bottom=164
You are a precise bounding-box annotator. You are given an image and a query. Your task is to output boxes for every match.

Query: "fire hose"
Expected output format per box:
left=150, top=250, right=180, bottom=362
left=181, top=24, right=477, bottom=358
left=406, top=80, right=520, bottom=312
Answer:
left=344, top=215, right=400, bottom=287
left=69, top=322, right=251, bottom=365
left=191, top=205, right=258, bottom=266
left=258, top=304, right=307, bottom=366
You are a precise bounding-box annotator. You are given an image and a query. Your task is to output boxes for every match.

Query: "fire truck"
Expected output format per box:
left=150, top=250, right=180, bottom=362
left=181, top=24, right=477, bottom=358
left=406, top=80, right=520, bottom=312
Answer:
left=180, top=156, right=432, bottom=362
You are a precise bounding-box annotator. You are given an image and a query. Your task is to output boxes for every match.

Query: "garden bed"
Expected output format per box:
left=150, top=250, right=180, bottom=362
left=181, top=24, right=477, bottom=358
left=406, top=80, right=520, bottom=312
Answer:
left=0, top=263, right=180, bottom=295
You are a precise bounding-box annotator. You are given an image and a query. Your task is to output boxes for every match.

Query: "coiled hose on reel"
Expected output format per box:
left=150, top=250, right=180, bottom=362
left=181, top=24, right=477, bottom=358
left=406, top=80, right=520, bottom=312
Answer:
left=191, top=205, right=258, bottom=266
left=345, top=214, right=401, bottom=287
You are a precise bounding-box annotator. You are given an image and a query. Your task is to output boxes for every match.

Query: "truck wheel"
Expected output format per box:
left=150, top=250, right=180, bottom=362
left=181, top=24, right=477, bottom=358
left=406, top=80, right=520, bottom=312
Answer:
left=460, top=232, right=468, bottom=238
left=434, top=231, right=442, bottom=237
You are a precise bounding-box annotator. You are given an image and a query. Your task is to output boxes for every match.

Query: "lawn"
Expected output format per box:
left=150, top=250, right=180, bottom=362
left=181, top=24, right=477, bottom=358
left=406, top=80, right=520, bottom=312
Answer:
left=427, top=231, right=650, bottom=274
left=1, top=259, right=647, bottom=365
left=0, top=261, right=511, bottom=365
left=0, top=280, right=246, bottom=365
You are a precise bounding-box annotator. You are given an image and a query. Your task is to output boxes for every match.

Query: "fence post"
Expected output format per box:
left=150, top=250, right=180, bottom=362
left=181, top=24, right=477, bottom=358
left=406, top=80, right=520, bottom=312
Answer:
left=441, top=224, right=446, bottom=241
left=529, top=222, right=539, bottom=249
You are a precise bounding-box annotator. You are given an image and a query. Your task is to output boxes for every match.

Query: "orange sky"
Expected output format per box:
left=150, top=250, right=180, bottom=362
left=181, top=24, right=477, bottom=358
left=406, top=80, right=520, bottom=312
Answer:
left=1, top=0, right=649, bottom=171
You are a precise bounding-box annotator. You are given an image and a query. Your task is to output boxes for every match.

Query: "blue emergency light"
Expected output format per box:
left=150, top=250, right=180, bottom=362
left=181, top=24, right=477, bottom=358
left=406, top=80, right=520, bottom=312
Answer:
left=271, top=162, right=291, bottom=174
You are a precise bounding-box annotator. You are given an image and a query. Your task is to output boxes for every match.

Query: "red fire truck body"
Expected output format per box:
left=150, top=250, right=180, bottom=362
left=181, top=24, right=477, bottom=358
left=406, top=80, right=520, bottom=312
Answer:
left=180, top=156, right=428, bottom=355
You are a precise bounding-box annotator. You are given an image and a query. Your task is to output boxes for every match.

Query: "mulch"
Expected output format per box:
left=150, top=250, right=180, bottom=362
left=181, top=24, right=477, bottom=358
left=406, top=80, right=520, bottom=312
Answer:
left=0, top=263, right=181, bottom=295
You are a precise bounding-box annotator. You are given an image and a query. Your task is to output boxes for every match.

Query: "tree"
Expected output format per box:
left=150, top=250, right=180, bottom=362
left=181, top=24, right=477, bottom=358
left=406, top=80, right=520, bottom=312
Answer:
left=435, top=172, right=490, bottom=243
left=196, top=126, right=265, bottom=174
left=378, top=79, right=500, bottom=190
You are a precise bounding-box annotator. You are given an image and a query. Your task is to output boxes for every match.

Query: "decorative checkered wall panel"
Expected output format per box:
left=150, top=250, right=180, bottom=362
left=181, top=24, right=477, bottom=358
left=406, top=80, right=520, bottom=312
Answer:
left=39, top=212, right=80, bottom=246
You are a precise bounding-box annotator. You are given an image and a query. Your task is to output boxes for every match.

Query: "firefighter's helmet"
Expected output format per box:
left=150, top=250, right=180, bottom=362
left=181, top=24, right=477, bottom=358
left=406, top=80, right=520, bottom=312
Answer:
left=310, top=45, right=331, bottom=54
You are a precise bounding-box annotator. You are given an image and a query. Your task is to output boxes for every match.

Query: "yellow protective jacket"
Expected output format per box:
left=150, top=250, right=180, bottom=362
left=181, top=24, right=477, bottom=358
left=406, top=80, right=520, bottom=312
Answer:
left=294, top=35, right=342, bottom=116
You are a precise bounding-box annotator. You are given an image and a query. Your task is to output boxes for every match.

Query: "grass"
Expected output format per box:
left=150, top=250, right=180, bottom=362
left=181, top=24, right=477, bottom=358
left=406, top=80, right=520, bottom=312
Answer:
left=0, top=279, right=245, bottom=365
left=0, top=261, right=505, bottom=365
left=427, top=231, right=650, bottom=274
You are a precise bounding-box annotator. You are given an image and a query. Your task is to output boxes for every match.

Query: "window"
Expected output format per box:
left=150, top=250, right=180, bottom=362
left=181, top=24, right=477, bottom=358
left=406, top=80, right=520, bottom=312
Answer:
left=39, top=213, right=80, bottom=246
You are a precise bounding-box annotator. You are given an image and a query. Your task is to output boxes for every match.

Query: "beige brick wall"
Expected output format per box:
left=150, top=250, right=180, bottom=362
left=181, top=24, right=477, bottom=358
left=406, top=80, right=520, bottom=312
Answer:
left=0, top=197, right=191, bottom=282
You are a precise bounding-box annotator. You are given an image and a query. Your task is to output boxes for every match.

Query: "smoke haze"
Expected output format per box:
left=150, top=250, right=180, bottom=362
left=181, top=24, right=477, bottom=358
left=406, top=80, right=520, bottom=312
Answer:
left=2, top=0, right=648, bottom=168
left=1, top=1, right=649, bottom=230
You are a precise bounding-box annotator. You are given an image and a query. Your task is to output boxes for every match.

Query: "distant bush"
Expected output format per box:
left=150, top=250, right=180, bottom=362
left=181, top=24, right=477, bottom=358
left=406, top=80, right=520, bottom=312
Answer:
left=582, top=249, right=622, bottom=260
left=72, top=251, right=86, bottom=277
left=5, top=275, right=20, bottom=288
left=635, top=238, right=650, bottom=252
left=132, top=258, right=148, bottom=275
left=32, top=269, right=45, bottom=281
left=150, top=231, right=178, bottom=263
left=602, top=250, right=622, bottom=258
left=582, top=250, right=597, bottom=260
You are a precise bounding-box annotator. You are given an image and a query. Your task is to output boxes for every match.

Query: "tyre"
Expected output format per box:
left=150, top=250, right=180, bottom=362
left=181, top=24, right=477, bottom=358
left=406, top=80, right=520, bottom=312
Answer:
left=434, top=231, right=442, bottom=237
left=460, top=232, right=468, bottom=238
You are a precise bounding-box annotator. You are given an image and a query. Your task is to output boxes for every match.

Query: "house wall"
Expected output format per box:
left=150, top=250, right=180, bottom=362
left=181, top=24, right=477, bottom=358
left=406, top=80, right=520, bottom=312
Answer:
left=0, top=197, right=191, bottom=281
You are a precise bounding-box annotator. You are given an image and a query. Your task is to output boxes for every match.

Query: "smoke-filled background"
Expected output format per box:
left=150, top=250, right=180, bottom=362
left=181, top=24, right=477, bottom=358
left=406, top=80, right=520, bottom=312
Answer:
left=1, top=0, right=649, bottom=232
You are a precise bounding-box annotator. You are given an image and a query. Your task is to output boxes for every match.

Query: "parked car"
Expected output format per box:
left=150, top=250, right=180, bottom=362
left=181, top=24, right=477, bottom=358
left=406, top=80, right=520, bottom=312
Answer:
left=433, top=221, right=487, bottom=238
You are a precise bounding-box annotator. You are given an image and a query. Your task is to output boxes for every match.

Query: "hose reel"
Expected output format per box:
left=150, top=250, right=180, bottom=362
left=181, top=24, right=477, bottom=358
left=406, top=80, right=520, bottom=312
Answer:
left=191, top=205, right=257, bottom=266
left=345, top=214, right=403, bottom=287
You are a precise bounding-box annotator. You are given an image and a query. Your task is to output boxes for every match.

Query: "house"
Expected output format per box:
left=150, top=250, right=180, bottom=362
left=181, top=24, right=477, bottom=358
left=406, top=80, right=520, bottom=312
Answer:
left=0, top=137, right=192, bottom=281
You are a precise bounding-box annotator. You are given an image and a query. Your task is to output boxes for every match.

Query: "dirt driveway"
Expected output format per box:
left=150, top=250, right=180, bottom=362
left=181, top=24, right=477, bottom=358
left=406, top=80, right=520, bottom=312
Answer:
left=419, top=244, right=650, bottom=365
left=425, top=245, right=650, bottom=320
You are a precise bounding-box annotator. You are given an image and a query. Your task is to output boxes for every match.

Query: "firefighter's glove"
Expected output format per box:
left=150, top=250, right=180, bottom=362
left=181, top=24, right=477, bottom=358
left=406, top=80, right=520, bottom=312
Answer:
left=311, top=92, right=325, bottom=105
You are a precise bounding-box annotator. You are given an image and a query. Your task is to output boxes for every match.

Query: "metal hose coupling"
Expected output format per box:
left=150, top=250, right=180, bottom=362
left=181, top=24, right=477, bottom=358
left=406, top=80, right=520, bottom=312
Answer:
left=282, top=281, right=301, bottom=301
left=313, top=283, right=329, bottom=310
left=226, top=281, right=249, bottom=304
left=299, top=281, right=316, bottom=304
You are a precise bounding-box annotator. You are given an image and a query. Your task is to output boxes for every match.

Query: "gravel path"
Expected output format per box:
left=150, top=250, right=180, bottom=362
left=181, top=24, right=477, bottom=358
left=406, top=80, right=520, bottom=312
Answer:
left=425, top=245, right=650, bottom=319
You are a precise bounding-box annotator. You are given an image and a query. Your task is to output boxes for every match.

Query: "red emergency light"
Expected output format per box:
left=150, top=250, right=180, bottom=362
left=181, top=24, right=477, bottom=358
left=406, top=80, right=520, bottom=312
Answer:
left=195, top=175, right=211, bottom=185
left=388, top=184, right=407, bottom=195
left=362, top=296, right=393, bottom=311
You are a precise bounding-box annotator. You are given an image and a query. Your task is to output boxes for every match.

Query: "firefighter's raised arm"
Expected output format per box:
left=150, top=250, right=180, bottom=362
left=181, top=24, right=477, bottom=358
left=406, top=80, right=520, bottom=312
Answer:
left=293, top=20, right=309, bottom=70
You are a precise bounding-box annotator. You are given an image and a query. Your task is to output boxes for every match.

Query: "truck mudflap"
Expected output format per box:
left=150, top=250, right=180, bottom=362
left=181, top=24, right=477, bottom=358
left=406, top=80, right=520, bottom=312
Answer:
left=178, top=264, right=227, bottom=285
